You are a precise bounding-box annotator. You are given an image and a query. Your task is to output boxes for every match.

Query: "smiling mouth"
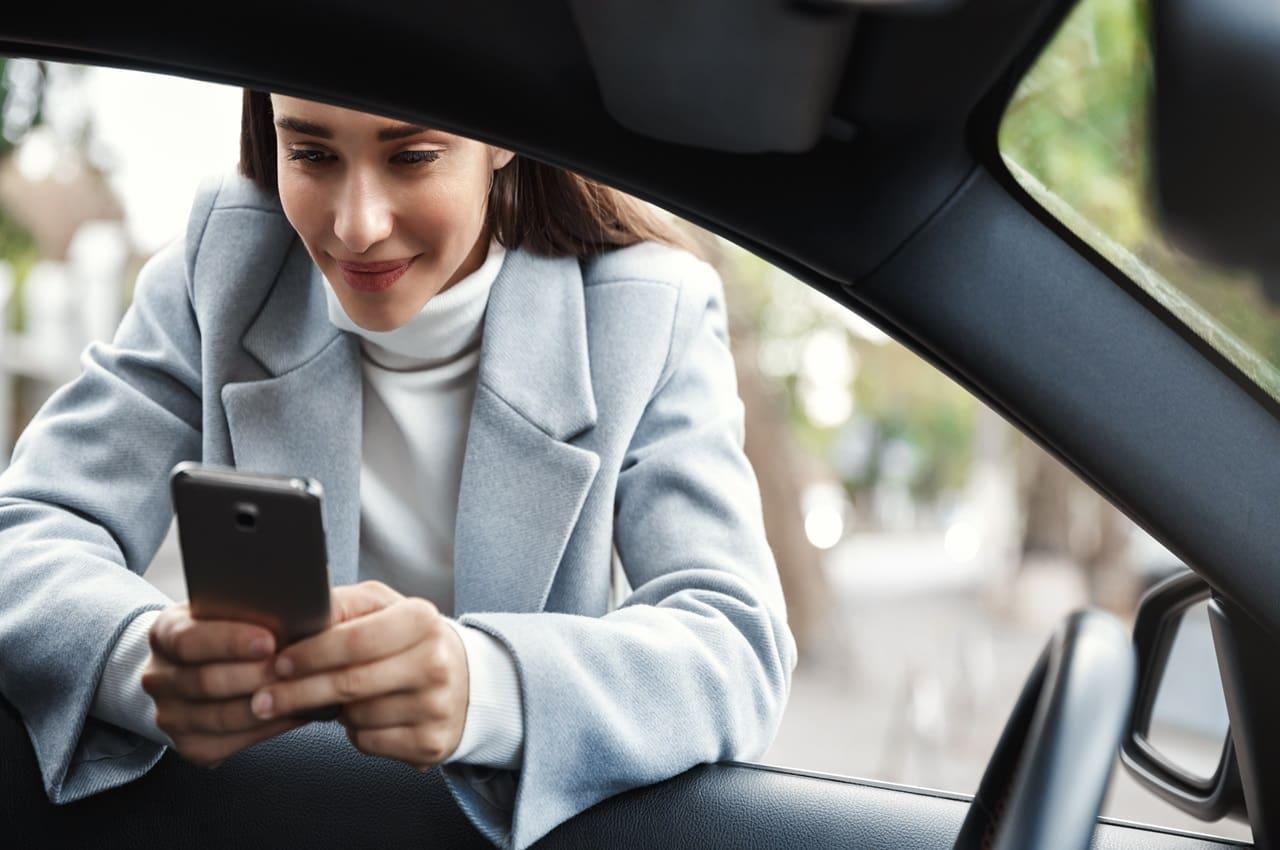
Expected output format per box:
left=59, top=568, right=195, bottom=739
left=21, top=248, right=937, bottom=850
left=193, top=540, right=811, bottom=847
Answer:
left=336, top=255, right=419, bottom=292
left=336, top=257, right=416, bottom=273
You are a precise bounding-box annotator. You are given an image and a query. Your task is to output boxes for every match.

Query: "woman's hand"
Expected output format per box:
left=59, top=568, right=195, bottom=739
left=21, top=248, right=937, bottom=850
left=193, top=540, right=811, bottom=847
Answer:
left=142, top=602, right=308, bottom=769
left=248, top=580, right=470, bottom=772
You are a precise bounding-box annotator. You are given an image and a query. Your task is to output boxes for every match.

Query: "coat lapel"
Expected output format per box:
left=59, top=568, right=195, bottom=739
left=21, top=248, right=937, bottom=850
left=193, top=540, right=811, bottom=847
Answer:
left=452, top=247, right=600, bottom=615
left=220, top=238, right=364, bottom=586
left=220, top=234, right=600, bottom=612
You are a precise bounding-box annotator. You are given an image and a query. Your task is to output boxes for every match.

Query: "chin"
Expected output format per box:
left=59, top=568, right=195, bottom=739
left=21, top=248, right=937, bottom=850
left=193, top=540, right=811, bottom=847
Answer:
left=358, top=313, right=405, bottom=333
left=332, top=287, right=412, bottom=333
left=338, top=300, right=399, bottom=333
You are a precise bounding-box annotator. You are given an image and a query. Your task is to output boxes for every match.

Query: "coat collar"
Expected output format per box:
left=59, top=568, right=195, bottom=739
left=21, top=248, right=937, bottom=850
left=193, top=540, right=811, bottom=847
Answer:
left=220, top=235, right=600, bottom=614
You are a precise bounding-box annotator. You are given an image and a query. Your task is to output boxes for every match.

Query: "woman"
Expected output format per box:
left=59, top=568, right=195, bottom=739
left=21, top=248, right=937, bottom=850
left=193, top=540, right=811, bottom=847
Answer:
left=0, top=91, right=797, bottom=849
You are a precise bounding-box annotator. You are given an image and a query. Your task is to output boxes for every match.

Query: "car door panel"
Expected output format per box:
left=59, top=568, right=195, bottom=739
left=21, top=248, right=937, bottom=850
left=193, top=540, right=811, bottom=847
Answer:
left=1, top=692, right=1242, bottom=849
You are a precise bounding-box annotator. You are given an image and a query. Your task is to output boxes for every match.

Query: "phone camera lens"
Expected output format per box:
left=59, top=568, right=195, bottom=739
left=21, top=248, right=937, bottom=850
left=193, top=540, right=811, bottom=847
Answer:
left=233, top=502, right=259, bottom=531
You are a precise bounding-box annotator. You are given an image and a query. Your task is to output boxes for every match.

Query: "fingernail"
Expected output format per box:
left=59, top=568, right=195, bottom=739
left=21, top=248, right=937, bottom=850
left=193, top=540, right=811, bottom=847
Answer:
left=274, top=656, right=295, bottom=677
left=249, top=636, right=271, bottom=657
left=251, top=690, right=274, bottom=718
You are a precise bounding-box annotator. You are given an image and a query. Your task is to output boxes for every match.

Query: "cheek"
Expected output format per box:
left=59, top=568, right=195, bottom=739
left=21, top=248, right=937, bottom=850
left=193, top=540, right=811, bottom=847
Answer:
left=278, top=173, right=325, bottom=242
left=398, top=179, right=486, bottom=248
left=402, top=207, right=459, bottom=248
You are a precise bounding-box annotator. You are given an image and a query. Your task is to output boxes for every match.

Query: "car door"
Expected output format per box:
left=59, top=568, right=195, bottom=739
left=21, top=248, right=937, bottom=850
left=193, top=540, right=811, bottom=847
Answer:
left=0, top=0, right=1273, bottom=848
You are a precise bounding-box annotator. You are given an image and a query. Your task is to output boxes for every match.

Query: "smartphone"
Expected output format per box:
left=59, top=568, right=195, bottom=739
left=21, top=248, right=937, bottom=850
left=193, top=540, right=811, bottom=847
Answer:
left=169, top=460, right=340, bottom=722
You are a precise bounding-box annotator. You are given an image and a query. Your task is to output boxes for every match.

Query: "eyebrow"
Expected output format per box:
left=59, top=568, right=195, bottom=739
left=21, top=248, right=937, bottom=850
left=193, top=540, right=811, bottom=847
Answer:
left=274, top=116, right=433, bottom=142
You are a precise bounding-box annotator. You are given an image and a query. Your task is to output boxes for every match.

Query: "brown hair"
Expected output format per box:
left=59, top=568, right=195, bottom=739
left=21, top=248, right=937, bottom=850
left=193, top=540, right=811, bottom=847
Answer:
left=239, top=89, right=701, bottom=260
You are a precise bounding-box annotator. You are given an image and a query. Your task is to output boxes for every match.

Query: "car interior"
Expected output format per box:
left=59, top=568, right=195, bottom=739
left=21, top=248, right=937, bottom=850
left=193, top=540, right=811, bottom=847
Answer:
left=2, top=0, right=1278, bottom=847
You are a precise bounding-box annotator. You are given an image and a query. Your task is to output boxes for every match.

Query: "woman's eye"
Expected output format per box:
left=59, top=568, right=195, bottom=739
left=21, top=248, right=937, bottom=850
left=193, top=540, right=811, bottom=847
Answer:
left=283, top=149, right=439, bottom=168
left=286, top=149, right=329, bottom=166
left=395, top=150, right=441, bottom=167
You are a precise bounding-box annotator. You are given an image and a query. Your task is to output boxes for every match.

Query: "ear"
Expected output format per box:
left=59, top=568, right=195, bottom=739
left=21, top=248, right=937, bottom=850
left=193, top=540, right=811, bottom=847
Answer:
left=489, top=145, right=516, bottom=171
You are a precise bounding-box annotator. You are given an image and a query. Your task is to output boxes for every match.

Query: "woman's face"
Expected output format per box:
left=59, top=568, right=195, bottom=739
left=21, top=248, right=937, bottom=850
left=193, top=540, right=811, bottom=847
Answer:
left=270, top=95, right=514, bottom=332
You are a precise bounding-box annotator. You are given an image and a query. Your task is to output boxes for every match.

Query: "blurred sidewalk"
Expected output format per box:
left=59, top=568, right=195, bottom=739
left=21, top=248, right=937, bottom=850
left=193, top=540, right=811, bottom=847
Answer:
left=761, top=532, right=1251, bottom=843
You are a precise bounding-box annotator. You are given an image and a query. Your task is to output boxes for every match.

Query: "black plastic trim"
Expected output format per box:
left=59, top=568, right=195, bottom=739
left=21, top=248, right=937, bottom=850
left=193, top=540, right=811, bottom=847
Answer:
left=1209, top=596, right=1280, bottom=848
left=954, top=610, right=1136, bottom=850
left=1121, top=570, right=1244, bottom=822
left=968, top=0, right=1280, bottom=430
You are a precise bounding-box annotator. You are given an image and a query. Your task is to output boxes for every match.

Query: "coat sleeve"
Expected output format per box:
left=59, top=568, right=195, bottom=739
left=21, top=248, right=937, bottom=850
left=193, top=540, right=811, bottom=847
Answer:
left=0, top=176, right=218, bottom=803
left=443, top=259, right=798, bottom=850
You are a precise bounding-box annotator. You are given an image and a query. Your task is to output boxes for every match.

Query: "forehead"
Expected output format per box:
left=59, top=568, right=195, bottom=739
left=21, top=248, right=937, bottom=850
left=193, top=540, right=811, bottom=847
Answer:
left=270, top=94, right=450, bottom=140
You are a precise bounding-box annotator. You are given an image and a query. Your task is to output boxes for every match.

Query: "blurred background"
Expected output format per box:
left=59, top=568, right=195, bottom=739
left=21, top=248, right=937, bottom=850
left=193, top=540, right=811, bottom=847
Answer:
left=0, top=0, right=1258, bottom=841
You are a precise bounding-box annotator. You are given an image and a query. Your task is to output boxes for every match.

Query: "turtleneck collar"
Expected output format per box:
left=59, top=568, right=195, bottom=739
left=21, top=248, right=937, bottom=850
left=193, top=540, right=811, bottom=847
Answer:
left=322, top=238, right=507, bottom=371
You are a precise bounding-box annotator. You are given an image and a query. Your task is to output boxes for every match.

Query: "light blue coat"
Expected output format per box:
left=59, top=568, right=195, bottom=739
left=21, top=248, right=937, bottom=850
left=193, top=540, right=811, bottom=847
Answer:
left=0, top=167, right=797, bottom=849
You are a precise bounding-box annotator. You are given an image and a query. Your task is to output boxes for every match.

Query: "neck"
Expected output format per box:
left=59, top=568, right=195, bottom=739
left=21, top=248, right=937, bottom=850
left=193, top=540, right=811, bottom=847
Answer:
left=438, top=224, right=494, bottom=299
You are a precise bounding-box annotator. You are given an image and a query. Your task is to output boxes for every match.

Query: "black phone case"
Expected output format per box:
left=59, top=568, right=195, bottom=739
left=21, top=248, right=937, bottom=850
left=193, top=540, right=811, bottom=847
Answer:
left=169, top=460, right=340, bottom=722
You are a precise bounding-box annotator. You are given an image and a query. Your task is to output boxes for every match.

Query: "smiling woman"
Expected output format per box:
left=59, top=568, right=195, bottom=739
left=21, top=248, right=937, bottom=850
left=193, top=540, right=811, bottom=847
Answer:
left=260, top=94, right=515, bottom=332
left=0, top=72, right=798, bottom=850
left=241, top=91, right=700, bottom=335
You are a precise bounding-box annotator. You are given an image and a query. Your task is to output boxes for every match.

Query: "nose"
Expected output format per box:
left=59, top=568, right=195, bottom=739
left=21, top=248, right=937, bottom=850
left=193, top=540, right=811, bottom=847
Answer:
left=332, top=170, right=394, bottom=255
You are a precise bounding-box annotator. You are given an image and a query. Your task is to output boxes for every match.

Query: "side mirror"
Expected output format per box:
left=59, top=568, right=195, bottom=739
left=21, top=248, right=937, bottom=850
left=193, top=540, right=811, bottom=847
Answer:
left=1120, top=569, right=1247, bottom=822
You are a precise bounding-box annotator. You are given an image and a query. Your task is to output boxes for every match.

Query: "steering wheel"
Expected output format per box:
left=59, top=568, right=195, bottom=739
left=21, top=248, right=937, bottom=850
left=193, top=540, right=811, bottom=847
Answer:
left=952, top=609, right=1136, bottom=850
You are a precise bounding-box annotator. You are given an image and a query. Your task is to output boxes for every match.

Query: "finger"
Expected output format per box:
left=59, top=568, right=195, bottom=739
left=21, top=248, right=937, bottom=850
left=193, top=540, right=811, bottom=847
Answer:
left=348, top=723, right=455, bottom=769
left=328, top=580, right=405, bottom=627
left=149, top=604, right=189, bottom=657
left=155, top=612, right=276, bottom=665
left=141, top=655, right=181, bottom=701
left=157, top=695, right=274, bottom=735
left=169, top=657, right=281, bottom=700
left=340, top=689, right=437, bottom=730
left=180, top=715, right=309, bottom=769
left=279, top=598, right=437, bottom=679
left=253, top=646, right=426, bottom=720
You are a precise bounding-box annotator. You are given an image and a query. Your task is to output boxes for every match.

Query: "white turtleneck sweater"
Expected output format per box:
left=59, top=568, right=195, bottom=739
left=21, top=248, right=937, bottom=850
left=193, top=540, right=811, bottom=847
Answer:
left=90, top=238, right=524, bottom=772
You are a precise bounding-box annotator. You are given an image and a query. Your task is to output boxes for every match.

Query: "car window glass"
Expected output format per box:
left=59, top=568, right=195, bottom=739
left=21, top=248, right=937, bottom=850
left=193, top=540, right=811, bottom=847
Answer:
left=717, top=243, right=1248, bottom=843
left=1146, top=599, right=1231, bottom=784
left=1000, top=0, right=1280, bottom=403
left=0, top=56, right=1250, bottom=843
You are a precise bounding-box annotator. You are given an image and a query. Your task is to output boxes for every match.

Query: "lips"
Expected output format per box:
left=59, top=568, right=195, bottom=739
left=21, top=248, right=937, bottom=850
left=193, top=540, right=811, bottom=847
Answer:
left=338, top=258, right=414, bottom=273
left=335, top=255, right=419, bottom=292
